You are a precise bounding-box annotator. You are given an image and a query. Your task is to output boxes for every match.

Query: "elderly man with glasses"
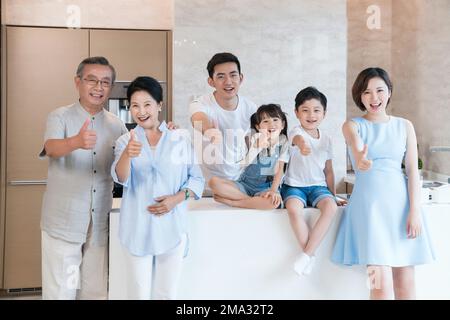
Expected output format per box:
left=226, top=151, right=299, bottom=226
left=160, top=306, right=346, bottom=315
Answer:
left=39, top=56, right=127, bottom=299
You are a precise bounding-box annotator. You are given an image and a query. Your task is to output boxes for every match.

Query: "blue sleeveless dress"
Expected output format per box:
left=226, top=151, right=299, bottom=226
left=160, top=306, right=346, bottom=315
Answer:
left=331, top=116, right=435, bottom=266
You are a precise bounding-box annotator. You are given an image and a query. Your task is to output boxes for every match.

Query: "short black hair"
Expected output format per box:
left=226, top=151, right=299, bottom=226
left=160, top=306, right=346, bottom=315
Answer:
left=76, top=56, right=116, bottom=83
left=294, top=87, right=327, bottom=111
left=352, top=67, right=393, bottom=111
left=127, top=76, right=163, bottom=104
left=251, top=104, right=288, bottom=137
left=207, top=52, right=241, bottom=78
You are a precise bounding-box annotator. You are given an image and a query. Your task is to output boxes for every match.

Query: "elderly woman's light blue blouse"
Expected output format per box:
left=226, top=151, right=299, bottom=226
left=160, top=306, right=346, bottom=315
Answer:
left=111, top=122, right=204, bottom=256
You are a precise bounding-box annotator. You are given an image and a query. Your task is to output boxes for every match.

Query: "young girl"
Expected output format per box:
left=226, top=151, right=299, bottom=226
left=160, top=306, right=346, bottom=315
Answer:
left=209, top=104, right=289, bottom=209
left=331, top=68, right=435, bottom=300
left=112, top=76, right=204, bottom=299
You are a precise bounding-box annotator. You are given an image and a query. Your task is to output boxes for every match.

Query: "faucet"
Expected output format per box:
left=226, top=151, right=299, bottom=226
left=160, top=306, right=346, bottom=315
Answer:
left=428, top=146, right=450, bottom=183
left=430, top=146, right=450, bottom=153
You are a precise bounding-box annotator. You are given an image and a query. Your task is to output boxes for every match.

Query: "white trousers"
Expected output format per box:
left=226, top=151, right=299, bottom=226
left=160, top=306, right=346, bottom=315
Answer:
left=41, top=223, right=108, bottom=300
left=122, top=234, right=187, bottom=300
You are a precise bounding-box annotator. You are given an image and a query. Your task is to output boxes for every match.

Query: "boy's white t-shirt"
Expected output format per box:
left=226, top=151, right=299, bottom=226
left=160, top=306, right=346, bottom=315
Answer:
left=284, top=125, right=333, bottom=187
left=189, top=92, right=257, bottom=181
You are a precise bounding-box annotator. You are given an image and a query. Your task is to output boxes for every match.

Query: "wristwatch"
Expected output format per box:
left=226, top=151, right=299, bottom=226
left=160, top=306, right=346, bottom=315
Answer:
left=183, top=188, right=190, bottom=201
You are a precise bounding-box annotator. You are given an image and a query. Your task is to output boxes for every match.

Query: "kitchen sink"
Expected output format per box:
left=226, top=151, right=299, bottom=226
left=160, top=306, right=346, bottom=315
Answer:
left=421, top=180, right=450, bottom=204
left=422, top=181, right=446, bottom=188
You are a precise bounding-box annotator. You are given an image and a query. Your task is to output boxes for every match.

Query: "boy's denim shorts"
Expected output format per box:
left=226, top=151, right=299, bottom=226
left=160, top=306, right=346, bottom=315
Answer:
left=280, top=184, right=334, bottom=208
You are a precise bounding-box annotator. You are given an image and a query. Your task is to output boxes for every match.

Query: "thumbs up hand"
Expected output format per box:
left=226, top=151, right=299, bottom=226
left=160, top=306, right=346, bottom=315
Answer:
left=254, top=130, right=270, bottom=149
left=125, top=129, right=142, bottom=158
left=204, top=118, right=223, bottom=145
left=76, top=118, right=97, bottom=150
left=297, top=135, right=312, bottom=156
left=355, top=144, right=372, bottom=171
left=214, top=118, right=221, bottom=129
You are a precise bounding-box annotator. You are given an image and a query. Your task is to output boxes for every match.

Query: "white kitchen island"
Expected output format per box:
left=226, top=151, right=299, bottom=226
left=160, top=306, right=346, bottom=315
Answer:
left=109, top=198, right=450, bottom=299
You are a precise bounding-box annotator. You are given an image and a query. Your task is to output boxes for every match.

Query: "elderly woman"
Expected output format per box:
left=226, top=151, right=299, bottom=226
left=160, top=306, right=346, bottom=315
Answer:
left=112, top=76, right=204, bottom=300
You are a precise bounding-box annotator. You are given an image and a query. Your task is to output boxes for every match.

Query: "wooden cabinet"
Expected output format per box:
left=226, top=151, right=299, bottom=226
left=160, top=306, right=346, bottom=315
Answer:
left=6, top=27, right=88, bottom=182
left=1, top=26, right=171, bottom=289
left=3, top=26, right=88, bottom=289
left=4, top=185, right=47, bottom=288
left=90, top=29, right=171, bottom=122
left=90, top=30, right=168, bottom=82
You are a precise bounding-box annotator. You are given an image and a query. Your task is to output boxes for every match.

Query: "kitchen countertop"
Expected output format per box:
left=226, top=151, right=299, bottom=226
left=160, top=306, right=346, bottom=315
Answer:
left=109, top=197, right=450, bottom=299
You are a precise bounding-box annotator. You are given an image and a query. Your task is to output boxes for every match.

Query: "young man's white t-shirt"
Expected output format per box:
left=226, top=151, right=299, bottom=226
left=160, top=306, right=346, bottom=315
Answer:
left=284, top=125, right=333, bottom=187
left=189, top=92, right=257, bottom=182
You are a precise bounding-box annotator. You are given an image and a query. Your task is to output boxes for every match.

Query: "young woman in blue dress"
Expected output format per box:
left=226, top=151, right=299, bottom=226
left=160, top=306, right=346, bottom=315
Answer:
left=332, top=68, right=435, bottom=300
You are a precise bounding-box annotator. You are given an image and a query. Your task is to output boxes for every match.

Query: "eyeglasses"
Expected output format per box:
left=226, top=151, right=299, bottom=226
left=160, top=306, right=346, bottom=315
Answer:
left=82, top=78, right=112, bottom=88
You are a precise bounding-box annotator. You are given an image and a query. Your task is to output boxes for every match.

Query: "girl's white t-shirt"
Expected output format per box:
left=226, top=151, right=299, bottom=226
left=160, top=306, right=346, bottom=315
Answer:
left=284, top=125, right=333, bottom=187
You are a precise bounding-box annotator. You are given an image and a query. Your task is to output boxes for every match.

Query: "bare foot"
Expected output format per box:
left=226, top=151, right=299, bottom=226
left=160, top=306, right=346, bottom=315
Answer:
left=213, top=194, right=235, bottom=207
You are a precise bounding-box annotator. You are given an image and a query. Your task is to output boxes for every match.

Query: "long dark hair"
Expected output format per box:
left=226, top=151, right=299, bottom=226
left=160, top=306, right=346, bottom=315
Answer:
left=250, top=104, right=288, bottom=137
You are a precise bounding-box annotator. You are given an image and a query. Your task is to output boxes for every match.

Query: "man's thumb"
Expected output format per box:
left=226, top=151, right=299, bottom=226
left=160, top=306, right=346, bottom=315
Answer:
left=80, top=118, right=90, bottom=131
left=212, top=118, right=219, bottom=129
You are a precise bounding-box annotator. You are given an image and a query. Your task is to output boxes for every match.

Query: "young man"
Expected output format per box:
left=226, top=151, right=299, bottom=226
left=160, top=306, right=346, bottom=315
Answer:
left=189, top=52, right=257, bottom=185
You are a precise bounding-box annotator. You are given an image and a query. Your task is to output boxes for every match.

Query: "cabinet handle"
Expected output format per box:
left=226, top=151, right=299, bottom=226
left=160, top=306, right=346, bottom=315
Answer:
left=9, top=180, right=47, bottom=186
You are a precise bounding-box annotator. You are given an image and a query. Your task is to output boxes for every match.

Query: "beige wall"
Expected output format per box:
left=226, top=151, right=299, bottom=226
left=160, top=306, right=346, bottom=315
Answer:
left=2, top=0, right=173, bottom=29
left=391, top=0, right=450, bottom=175
left=348, top=0, right=450, bottom=176
left=347, top=0, right=392, bottom=120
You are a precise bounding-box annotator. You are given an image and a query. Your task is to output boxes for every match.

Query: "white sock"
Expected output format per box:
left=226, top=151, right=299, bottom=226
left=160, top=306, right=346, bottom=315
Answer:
left=303, top=255, right=316, bottom=275
left=294, top=252, right=311, bottom=276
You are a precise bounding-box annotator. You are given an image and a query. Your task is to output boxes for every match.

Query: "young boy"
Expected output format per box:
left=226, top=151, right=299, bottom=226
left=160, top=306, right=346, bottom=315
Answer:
left=189, top=52, right=257, bottom=185
left=281, top=87, right=344, bottom=276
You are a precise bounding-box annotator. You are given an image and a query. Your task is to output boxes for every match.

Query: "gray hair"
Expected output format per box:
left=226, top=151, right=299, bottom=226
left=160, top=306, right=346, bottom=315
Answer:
left=76, top=56, right=116, bottom=83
